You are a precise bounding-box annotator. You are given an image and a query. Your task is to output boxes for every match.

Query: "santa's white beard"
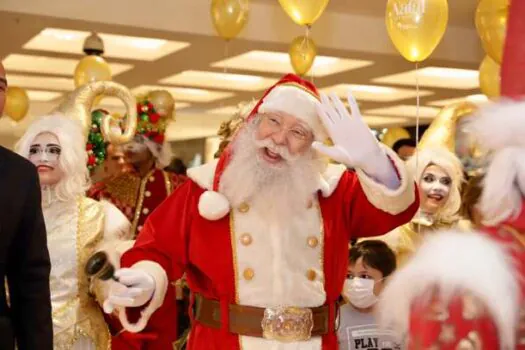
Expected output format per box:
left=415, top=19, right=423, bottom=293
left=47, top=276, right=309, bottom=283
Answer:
left=219, top=121, right=325, bottom=221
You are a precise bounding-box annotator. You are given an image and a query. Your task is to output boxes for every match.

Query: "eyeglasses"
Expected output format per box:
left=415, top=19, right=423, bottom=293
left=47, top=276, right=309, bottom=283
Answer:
left=261, top=114, right=312, bottom=142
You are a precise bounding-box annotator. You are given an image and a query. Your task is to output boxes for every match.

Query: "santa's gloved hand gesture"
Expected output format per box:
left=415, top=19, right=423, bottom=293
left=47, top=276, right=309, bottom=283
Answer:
left=103, top=268, right=155, bottom=314
left=313, top=91, right=400, bottom=189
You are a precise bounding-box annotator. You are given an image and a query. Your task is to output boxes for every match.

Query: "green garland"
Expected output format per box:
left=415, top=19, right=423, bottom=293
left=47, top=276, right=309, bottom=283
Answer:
left=86, top=109, right=108, bottom=171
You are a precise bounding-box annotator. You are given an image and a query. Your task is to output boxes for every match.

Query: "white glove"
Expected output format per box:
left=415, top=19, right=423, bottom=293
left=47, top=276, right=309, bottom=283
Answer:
left=103, top=268, right=155, bottom=314
left=313, top=92, right=400, bottom=189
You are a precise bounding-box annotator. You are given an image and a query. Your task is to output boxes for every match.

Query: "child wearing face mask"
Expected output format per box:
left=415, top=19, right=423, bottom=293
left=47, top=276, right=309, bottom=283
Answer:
left=338, top=240, right=403, bottom=350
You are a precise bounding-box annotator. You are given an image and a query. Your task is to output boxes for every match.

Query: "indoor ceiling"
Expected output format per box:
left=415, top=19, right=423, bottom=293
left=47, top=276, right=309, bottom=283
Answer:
left=0, top=0, right=485, bottom=145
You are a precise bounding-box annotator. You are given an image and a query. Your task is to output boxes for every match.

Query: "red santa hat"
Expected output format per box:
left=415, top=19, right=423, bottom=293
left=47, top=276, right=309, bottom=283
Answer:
left=198, top=74, right=326, bottom=220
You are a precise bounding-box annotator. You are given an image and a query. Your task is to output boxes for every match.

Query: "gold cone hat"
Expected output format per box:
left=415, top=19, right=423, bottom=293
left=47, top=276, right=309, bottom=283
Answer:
left=418, top=101, right=477, bottom=151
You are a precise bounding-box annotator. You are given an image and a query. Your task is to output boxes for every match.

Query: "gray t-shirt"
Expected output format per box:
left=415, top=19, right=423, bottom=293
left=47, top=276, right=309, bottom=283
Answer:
left=337, top=304, right=404, bottom=350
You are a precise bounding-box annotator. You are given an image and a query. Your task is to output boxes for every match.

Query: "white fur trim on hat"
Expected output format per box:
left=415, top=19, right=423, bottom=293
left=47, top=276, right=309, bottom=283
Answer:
left=258, top=84, right=327, bottom=141
left=198, top=190, right=230, bottom=220
left=187, top=159, right=231, bottom=220
left=467, top=100, right=525, bottom=225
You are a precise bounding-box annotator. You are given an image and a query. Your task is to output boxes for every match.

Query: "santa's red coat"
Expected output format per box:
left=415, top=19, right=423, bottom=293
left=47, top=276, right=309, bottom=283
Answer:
left=116, top=155, right=418, bottom=350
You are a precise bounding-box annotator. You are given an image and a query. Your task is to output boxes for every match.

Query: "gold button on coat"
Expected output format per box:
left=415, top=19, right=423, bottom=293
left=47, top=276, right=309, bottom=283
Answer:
left=307, top=236, right=319, bottom=248
left=306, top=269, right=316, bottom=281
left=143, top=208, right=150, bottom=215
left=243, top=268, right=254, bottom=280
left=240, top=233, right=253, bottom=246
left=238, top=202, right=250, bottom=213
left=145, top=191, right=152, bottom=197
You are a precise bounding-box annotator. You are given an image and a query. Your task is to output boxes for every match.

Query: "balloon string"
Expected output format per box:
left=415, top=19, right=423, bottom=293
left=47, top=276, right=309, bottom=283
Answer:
left=221, top=40, right=230, bottom=108
left=223, top=40, right=229, bottom=74
left=306, top=25, right=315, bottom=84
left=415, top=61, right=421, bottom=235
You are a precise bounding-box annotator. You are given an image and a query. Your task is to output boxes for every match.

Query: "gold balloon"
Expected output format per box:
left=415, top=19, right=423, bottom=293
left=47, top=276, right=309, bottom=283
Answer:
left=148, top=90, right=175, bottom=120
left=54, top=81, right=137, bottom=145
left=74, top=55, right=112, bottom=88
left=475, top=0, right=508, bottom=64
left=418, top=102, right=477, bottom=151
left=479, top=55, right=501, bottom=98
left=4, top=86, right=29, bottom=122
left=386, top=0, right=449, bottom=62
left=211, top=0, right=250, bottom=41
left=381, top=127, right=410, bottom=148
left=278, top=0, right=330, bottom=26
left=289, top=36, right=317, bottom=76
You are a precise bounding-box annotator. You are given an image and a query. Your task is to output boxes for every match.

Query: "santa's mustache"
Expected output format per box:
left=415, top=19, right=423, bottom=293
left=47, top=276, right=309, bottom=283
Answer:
left=254, top=138, right=298, bottom=162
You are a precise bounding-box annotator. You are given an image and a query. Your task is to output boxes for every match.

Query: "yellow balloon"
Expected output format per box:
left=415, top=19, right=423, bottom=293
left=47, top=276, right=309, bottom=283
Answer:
left=381, top=127, right=411, bottom=148
left=386, top=0, right=449, bottom=62
left=278, top=0, right=330, bottom=26
left=475, top=0, right=508, bottom=64
left=211, top=0, right=250, bottom=41
left=74, top=55, right=112, bottom=88
left=4, top=86, right=29, bottom=122
left=479, top=55, right=501, bottom=99
left=289, top=36, right=317, bottom=76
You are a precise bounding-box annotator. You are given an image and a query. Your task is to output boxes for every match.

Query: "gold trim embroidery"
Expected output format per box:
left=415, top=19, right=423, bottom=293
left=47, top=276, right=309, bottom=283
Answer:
left=131, top=169, right=156, bottom=236
left=163, top=170, right=173, bottom=195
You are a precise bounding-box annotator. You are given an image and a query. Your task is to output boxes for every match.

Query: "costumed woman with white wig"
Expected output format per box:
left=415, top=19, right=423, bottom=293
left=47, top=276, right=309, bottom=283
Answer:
left=15, top=81, right=137, bottom=349
left=364, top=146, right=464, bottom=265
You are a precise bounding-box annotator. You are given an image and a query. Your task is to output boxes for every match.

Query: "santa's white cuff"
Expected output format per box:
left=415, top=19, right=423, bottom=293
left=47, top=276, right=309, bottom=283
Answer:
left=118, top=260, right=168, bottom=333
left=356, top=146, right=415, bottom=215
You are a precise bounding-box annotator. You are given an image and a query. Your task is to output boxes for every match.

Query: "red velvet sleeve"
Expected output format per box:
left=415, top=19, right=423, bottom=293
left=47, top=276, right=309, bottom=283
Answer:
left=340, top=170, right=419, bottom=239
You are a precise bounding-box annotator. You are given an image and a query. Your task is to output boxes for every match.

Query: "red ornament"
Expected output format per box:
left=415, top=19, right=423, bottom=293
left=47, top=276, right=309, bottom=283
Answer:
left=147, top=102, right=154, bottom=111
left=86, top=143, right=93, bottom=151
left=149, top=113, right=160, bottom=123
left=153, top=133, right=165, bottom=144
left=88, top=155, right=96, bottom=165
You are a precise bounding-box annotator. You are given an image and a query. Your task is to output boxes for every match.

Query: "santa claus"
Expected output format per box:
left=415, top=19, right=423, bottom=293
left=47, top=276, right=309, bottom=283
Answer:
left=102, top=74, right=419, bottom=349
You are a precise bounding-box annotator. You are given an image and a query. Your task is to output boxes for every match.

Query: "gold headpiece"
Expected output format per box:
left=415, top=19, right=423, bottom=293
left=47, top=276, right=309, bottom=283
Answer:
left=53, top=81, right=137, bottom=144
left=418, top=101, right=477, bottom=151
left=214, top=99, right=257, bottom=158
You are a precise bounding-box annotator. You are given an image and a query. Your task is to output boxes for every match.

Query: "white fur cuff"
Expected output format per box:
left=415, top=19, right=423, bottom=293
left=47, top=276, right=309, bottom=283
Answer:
left=356, top=146, right=415, bottom=215
left=118, top=260, right=168, bottom=333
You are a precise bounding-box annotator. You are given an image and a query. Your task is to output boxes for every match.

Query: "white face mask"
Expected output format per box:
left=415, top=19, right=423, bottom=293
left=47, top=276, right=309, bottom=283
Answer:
left=342, top=277, right=378, bottom=309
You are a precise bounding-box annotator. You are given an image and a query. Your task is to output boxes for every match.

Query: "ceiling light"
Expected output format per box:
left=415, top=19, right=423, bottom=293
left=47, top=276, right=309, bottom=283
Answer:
left=5, top=74, right=74, bottom=91
left=372, top=67, right=479, bottom=90
left=160, top=70, right=277, bottom=91
left=363, top=115, right=411, bottom=126
left=365, top=105, right=441, bottom=119
left=207, top=105, right=239, bottom=115
left=26, top=90, right=63, bottom=102
left=23, top=28, right=190, bottom=61
left=212, top=50, right=374, bottom=77
left=97, top=97, right=191, bottom=113
left=132, top=85, right=234, bottom=103
left=428, top=94, right=489, bottom=107
left=2, top=54, right=133, bottom=76
left=321, top=84, right=433, bottom=102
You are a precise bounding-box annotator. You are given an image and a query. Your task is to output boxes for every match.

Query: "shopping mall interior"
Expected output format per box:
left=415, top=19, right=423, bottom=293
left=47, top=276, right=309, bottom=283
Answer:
left=0, top=0, right=487, bottom=166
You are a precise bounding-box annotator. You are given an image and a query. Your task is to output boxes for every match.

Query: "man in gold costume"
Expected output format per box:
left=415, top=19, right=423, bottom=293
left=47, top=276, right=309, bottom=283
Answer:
left=88, top=90, right=186, bottom=239
left=16, top=81, right=136, bottom=349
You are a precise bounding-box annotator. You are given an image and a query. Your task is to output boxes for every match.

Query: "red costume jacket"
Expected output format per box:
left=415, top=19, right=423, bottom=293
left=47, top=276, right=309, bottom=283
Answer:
left=88, top=168, right=186, bottom=238
left=117, top=151, right=418, bottom=350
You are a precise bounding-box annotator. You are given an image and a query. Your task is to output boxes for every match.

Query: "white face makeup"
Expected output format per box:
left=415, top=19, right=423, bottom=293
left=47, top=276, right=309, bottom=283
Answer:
left=29, top=132, right=64, bottom=186
left=419, top=164, right=452, bottom=214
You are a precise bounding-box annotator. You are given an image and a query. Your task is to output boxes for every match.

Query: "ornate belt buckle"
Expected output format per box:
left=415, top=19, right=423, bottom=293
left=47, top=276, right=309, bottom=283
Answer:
left=261, top=306, right=314, bottom=342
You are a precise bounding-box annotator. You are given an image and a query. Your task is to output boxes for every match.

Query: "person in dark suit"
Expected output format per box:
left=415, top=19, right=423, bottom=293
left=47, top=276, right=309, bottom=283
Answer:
left=0, top=62, right=53, bottom=349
